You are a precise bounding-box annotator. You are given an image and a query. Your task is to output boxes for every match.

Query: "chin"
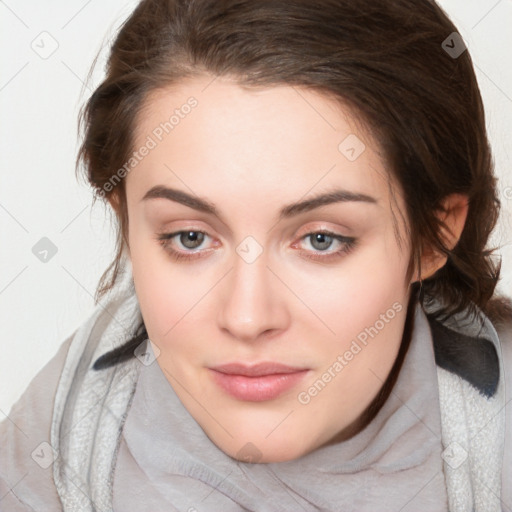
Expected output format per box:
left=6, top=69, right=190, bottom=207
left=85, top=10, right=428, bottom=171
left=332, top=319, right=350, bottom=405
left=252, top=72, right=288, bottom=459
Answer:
left=209, top=424, right=316, bottom=464
left=227, top=442, right=306, bottom=464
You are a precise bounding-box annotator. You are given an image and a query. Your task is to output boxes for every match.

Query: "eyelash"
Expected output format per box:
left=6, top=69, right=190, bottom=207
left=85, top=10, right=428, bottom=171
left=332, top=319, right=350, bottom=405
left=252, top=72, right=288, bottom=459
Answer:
left=155, top=230, right=357, bottom=263
left=296, top=232, right=357, bottom=262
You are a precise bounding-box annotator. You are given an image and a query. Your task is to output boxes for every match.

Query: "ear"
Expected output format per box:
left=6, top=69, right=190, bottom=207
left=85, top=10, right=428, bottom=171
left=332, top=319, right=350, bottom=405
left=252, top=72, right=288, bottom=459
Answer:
left=107, top=191, right=121, bottom=215
left=107, top=191, right=131, bottom=258
left=417, top=193, right=469, bottom=281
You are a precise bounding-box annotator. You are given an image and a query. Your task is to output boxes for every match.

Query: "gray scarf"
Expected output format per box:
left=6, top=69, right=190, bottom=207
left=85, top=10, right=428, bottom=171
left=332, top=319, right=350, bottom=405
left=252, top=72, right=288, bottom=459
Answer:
left=50, top=258, right=505, bottom=511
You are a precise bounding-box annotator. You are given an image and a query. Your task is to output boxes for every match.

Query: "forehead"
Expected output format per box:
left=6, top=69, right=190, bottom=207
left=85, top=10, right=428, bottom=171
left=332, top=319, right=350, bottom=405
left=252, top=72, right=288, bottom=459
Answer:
left=127, top=75, right=395, bottom=211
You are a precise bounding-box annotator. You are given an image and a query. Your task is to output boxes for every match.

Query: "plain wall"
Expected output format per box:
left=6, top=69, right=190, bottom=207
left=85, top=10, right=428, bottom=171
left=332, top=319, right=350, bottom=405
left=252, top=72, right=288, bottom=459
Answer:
left=1, top=0, right=511, bottom=415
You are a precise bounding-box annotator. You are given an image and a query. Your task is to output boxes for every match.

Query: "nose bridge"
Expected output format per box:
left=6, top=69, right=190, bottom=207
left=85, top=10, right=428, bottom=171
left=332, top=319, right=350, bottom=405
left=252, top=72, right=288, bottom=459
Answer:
left=217, top=248, right=288, bottom=341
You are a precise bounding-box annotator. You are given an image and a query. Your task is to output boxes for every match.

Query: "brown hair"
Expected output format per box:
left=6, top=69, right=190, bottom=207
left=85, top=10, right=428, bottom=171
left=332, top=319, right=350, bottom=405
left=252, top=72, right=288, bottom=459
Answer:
left=77, top=0, right=510, bottom=321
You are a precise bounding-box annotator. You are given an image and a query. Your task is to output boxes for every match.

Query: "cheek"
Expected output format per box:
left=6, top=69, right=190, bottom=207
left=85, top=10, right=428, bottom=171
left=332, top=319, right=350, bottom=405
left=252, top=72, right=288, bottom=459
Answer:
left=289, top=235, right=410, bottom=343
left=128, top=223, right=200, bottom=342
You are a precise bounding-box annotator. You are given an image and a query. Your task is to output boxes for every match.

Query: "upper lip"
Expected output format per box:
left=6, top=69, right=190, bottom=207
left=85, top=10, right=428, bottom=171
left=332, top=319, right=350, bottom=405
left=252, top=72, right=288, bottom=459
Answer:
left=210, top=362, right=308, bottom=377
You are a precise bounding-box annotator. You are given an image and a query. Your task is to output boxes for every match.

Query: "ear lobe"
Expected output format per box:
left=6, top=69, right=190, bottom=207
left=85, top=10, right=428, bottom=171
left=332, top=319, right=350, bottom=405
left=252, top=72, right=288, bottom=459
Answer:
left=108, top=191, right=123, bottom=217
left=107, top=191, right=131, bottom=258
left=417, top=193, right=469, bottom=281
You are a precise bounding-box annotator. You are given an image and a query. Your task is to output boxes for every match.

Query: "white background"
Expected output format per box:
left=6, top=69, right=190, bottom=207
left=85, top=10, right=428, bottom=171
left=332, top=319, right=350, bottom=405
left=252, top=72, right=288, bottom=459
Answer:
left=1, top=0, right=511, bottom=415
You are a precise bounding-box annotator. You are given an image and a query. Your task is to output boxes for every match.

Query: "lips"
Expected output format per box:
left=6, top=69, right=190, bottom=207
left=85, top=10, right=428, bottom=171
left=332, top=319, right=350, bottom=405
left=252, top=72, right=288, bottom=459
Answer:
left=211, top=362, right=307, bottom=377
left=209, top=362, right=309, bottom=401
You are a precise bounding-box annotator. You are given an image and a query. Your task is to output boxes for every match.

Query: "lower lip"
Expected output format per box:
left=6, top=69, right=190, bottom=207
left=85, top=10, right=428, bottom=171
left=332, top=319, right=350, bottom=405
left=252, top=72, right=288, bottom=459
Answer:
left=209, top=369, right=309, bottom=402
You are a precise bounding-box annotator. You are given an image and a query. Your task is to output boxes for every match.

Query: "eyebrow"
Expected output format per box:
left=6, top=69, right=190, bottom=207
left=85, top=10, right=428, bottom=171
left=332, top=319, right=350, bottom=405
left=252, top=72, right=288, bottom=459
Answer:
left=141, top=185, right=377, bottom=220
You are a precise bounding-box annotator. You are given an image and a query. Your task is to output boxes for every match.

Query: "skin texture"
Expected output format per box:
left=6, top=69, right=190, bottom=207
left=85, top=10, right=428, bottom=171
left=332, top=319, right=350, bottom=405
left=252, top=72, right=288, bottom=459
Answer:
left=120, top=74, right=467, bottom=463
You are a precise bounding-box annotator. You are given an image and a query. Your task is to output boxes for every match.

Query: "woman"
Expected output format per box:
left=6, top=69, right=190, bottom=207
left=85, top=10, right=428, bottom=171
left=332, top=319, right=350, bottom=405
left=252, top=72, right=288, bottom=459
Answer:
left=1, top=0, right=511, bottom=510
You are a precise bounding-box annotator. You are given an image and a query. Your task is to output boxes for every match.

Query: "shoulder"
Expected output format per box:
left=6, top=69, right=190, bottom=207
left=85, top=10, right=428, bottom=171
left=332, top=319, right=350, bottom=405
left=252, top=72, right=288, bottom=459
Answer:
left=493, top=307, right=512, bottom=509
left=495, top=314, right=512, bottom=380
left=484, top=295, right=512, bottom=361
left=0, top=333, right=74, bottom=510
left=425, top=295, right=512, bottom=399
left=425, top=298, right=511, bottom=510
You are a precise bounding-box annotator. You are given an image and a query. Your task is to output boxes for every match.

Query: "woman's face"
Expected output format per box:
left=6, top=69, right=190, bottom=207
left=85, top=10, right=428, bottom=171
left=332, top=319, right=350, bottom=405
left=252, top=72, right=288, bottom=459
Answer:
left=124, top=75, right=413, bottom=463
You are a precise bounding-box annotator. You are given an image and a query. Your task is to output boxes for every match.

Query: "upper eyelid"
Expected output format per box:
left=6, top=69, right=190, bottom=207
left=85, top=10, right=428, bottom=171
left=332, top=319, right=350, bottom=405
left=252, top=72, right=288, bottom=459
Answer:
left=295, top=232, right=353, bottom=250
left=164, top=228, right=347, bottom=238
left=166, top=230, right=212, bottom=246
left=295, top=223, right=353, bottom=237
left=153, top=211, right=356, bottom=238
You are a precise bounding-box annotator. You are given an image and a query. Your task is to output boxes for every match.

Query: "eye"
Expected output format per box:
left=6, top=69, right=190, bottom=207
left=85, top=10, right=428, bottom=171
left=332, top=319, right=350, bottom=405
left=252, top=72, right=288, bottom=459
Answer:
left=156, top=230, right=214, bottom=262
left=295, top=231, right=357, bottom=262
left=307, top=232, right=336, bottom=251
left=156, top=229, right=356, bottom=263
left=176, top=231, right=206, bottom=249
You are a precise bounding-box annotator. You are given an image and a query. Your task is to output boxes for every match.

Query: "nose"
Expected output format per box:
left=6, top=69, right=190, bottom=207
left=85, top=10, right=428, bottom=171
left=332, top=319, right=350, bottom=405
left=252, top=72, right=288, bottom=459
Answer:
left=216, top=252, right=290, bottom=343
